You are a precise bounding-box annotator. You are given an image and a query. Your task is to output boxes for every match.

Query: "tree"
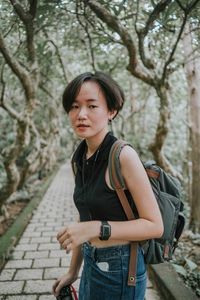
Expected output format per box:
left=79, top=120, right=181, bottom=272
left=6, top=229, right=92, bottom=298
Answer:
left=0, top=0, right=96, bottom=213
left=0, top=0, right=63, bottom=211
left=0, top=0, right=41, bottom=208
left=81, top=0, right=199, bottom=180
left=183, top=20, right=200, bottom=233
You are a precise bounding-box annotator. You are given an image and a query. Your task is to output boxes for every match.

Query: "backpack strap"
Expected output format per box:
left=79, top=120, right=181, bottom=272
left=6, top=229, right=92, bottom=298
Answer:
left=109, top=140, right=136, bottom=219
left=108, top=140, right=138, bottom=286
left=108, top=140, right=131, bottom=189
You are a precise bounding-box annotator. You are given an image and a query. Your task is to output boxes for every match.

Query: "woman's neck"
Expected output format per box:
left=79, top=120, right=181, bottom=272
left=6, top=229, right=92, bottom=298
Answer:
left=85, top=129, right=109, bottom=159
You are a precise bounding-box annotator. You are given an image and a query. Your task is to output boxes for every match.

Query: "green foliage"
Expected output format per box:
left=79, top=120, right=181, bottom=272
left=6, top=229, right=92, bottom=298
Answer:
left=0, top=0, right=199, bottom=199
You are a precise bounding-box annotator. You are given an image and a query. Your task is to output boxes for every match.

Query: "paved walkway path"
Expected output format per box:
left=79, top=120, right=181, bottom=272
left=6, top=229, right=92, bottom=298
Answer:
left=0, top=164, right=160, bottom=300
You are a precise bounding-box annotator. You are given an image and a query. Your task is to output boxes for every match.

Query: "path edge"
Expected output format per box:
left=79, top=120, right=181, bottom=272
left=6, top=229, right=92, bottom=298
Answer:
left=0, top=164, right=60, bottom=270
left=148, top=263, right=198, bottom=300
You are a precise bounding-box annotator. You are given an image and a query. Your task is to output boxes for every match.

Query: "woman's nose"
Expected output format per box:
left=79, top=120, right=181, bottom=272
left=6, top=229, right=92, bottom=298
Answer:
left=78, top=107, right=87, bottom=119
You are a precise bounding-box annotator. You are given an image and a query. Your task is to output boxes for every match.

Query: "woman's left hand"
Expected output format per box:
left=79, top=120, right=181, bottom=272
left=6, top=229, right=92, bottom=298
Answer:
left=57, top=221, right=100, bottom=252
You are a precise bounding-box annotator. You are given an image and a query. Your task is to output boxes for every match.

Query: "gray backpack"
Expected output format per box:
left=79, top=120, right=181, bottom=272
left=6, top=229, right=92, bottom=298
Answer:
left=109, top=140, right=185, bottom=286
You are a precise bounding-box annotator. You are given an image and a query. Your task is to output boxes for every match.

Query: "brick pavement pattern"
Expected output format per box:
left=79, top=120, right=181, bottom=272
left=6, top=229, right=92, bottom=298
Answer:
left=0, top=164, right=160, bottom=300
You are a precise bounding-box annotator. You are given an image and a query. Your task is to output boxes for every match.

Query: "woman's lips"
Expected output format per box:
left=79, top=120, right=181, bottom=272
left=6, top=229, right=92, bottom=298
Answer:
left=76, top=124, right=90, bottom=130
left=77, top=124, right=89, bottom=128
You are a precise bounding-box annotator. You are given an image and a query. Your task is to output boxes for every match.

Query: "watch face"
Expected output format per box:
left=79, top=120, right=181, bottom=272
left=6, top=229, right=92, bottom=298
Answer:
left=101, top=222, right=111, bottom=240
left=104, top=225, right=110, bottom=236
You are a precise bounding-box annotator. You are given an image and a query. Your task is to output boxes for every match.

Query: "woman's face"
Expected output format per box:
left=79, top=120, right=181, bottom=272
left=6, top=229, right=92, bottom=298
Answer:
left=68, top=81, right=115, bottom=140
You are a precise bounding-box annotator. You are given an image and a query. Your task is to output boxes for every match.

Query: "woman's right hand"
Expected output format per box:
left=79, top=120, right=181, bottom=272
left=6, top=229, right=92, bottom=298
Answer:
left=57, top=221, right=100, bottom=253
left=52, top=271, right=78, bottom=297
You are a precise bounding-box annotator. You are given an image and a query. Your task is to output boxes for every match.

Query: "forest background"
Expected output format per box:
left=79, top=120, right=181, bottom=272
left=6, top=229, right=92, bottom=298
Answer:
left=0, top=0, right=200, bottom=297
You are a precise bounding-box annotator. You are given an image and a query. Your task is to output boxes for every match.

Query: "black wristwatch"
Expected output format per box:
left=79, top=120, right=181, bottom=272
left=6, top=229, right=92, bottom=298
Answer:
left=99, top=221, right=111, bottom=240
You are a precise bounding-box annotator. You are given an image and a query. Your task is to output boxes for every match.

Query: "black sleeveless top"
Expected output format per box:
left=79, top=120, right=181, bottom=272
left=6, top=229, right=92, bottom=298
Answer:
left=72, top=132, right=138, bottom=222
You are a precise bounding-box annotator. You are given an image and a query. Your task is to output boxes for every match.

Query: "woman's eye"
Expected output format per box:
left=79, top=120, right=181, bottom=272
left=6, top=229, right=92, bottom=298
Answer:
left=71, top=104, right=79, bottom=109
left=89, top=105, right=97, bottom=109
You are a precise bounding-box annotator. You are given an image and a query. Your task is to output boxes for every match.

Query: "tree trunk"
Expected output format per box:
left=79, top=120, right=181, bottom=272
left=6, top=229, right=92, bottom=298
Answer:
left=148, top=84, right=170, bottom=167
left=0, top=160, right=20, bottom=204
left=0, top=120, right=28, bottom=205
left=183, top=23, right=200, bottom=233
left=34, top=105, right=61, bottom=177
left=0, top=2, right=42, bottom=212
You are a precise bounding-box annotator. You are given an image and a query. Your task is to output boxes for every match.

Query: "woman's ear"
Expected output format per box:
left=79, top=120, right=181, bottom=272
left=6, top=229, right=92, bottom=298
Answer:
left=109, top=110, right=117, bottom=121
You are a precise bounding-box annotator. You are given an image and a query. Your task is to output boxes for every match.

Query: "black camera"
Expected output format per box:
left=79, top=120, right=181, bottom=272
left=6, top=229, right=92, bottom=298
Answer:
left=56, top=285, right=73, bottom=300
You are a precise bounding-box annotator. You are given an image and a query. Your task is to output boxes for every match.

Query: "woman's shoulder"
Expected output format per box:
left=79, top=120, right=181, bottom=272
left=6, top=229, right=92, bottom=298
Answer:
left=111, top=139, right=139, bottom=160
left=118, top=143, right=141, bottom=168
left=120, top=143, right=138, bottom=157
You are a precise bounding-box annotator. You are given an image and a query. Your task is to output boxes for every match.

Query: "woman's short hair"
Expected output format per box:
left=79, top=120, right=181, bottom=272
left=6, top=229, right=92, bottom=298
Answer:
left=62, top=71, right=125, bottom=118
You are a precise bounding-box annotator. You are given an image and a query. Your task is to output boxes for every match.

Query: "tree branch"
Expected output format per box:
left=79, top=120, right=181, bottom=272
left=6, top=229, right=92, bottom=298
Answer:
left=94, top=21, right=124, bottom=45
left=161, top=10, right=187, bottom=81
left=1, top=97, right=22, bottom=121
left=135, top=0, right=172, bottom=69
left=9, top=0, right=38, bottom=64
left=39, top=83, right=54, bottom=99
left=3, top=17, right=18, bottom=38
left=0, top=64, right=6, bottom=108
left=29, top=0, right=37, bottom=19
left=142, top=0, right=172, bottom=35
left=46, top=38, right=68, bottom=83
left=0, top=30, right=33, bottom=101
left=176, top=0, right=200, bottom=12
left=9, top=0, right=29, bottom=23
left=29, top=120, right=47, bottom=150
left=188, top=0, right=200, bottom=10
left=0, top=67, right=22, bottom=121
left=85, top=0, right=155, bottom=86
left=76, top=1, right=96, bottom=71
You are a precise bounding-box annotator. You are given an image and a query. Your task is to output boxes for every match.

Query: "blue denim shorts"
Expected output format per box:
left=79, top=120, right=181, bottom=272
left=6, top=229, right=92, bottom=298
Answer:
left=79, top=243, right=147, bottom=300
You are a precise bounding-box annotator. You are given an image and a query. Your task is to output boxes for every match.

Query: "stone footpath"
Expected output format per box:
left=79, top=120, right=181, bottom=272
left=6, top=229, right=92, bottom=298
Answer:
left=0, top=164, right=160, bottom=300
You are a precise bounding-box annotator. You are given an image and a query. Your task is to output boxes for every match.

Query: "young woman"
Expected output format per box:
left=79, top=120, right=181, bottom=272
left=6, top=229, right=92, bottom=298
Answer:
left=52, top=72, right=163, bottom=300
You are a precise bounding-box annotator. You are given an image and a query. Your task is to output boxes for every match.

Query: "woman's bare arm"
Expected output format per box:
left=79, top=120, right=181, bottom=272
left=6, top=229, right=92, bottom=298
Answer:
left=109, top=145, right=163, bottom=241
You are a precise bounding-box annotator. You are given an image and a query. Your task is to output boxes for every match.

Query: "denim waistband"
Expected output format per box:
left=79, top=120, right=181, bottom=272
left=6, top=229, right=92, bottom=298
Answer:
left=83, top=242, right=131, bottom=261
